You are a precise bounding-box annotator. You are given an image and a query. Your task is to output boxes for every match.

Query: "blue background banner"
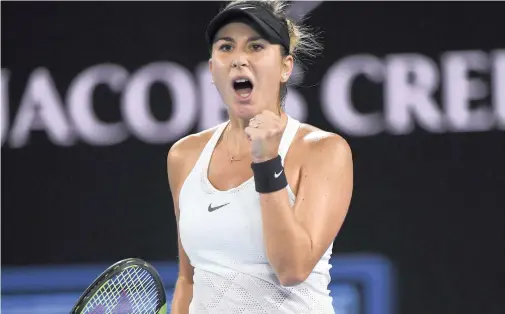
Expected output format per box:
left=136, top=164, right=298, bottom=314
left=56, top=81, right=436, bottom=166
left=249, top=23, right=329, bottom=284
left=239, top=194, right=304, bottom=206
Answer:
left=2, top=255, right=394, bottom=314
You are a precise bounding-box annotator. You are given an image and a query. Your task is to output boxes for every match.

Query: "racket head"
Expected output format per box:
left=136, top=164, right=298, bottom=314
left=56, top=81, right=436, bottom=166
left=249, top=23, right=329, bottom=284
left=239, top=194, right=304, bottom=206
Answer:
left=70, top=257, right=167, bottom=314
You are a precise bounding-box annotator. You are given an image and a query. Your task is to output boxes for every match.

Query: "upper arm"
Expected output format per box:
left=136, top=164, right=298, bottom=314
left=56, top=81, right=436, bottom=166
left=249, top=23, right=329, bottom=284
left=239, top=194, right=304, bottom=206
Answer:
left=167, top=140, right=196, bottom=282
left=293, top=133, right=353, bottom=268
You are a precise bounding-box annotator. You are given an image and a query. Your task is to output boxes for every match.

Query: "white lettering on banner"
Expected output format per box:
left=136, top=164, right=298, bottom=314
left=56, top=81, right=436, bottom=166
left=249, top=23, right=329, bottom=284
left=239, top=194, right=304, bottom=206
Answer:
left=68, top=64, right=129, bottom=145
left=8, top=68, right=75, bottom=148
left=493, top=50, right=505, bottom=129
left=122, top=62, right=197, bottom=144
left=322, top=49, right=505, bottom=136
left=284, top=87, right=308, bottom=122
left=442, top=51, right=493, bottom=132
left=1, top=69, right=9, bottom=145
left=385, top=54, right=443, bottom=134
left=1, top=49, right=504, bottom=149
left=321, top=54, right=384, bottom=136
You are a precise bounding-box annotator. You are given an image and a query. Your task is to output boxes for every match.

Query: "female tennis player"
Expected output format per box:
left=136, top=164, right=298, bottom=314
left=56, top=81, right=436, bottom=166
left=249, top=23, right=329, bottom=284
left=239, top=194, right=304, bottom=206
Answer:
left=167, top=1, right=353, bottom=313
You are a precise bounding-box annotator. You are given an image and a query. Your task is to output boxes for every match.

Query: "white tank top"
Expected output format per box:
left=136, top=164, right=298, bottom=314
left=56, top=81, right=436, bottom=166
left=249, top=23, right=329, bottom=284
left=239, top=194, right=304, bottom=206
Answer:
left=178, top=115, right=335, bottom=314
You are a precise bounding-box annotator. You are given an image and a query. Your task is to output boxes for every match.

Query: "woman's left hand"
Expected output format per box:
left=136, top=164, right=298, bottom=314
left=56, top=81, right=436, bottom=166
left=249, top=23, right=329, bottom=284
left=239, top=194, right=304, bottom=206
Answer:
left=245, top=110, right=286, bottom=163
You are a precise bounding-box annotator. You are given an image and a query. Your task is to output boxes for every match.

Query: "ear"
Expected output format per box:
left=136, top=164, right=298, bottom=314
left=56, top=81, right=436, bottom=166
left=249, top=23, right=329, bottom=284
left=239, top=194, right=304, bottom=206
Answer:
left=281, top=55, right=294, bottom=83
left=208, top=58, right=215, bottom=84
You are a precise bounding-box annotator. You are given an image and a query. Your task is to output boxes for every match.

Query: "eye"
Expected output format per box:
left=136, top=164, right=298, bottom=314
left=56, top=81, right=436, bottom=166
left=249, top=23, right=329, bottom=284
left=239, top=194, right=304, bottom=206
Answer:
left=219, top=44, right=233, bottom=52
left=250, top=43, right=264, bottom=51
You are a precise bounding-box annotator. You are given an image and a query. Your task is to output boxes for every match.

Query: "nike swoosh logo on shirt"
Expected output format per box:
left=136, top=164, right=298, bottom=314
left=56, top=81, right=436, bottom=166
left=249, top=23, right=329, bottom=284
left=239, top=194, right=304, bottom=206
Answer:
left=274, top=170, right=283, bottom=178
left=208, top=202, right=230, bottom=212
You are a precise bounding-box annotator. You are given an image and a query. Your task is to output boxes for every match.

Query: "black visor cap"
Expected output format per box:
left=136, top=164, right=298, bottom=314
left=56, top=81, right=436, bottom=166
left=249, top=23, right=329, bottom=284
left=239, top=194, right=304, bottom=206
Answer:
left=205, top=3, right=290, bottom=53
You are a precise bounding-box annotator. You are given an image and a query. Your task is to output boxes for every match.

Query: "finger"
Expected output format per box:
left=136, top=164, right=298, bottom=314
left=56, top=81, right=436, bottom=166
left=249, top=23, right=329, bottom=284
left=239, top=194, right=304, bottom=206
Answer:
left=244, top=127, right=258, bottom=141
left=249, top=119, right=263, bottom=128
left=244, top=126, right=255, bottom=138
left=244, top=127, right=265, bottom=139
left=252, top=114, right=264, bottom=123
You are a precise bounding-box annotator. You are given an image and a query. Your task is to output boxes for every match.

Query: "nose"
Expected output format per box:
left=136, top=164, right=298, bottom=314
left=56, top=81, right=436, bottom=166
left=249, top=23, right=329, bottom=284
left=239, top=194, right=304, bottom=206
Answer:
left=231, top=55, right=249, bottom=68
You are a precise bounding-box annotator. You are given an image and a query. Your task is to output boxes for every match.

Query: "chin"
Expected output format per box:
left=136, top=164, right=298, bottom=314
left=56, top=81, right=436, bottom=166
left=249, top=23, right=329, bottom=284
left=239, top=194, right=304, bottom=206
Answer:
left=230, top=102, right=260, bottom=120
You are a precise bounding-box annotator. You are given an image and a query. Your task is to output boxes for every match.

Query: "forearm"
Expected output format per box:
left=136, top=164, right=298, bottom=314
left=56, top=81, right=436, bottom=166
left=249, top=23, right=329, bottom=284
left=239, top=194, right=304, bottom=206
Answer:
left=171, top=277, right=193, bottom=314
left=260, top=188, right=313, bottom=285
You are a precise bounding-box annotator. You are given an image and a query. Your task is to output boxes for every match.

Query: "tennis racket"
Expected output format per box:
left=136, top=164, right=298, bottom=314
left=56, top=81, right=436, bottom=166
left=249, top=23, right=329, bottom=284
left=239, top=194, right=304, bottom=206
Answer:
left=70, top=257, right=167, bottom=314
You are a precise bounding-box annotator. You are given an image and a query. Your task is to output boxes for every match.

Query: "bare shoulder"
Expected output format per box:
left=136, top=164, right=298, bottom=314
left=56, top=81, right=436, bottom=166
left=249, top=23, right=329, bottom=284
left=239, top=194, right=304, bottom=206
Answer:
left=166, top=124, right=221, bottom=187
left=167, top=126, right=216, bottom=165
left=292, top=123, right=353, bottom=167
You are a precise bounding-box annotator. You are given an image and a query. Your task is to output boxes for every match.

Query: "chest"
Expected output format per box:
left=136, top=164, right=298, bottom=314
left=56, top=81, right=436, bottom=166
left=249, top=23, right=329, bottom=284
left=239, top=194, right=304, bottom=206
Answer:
left=207, top=144, right=254, bottom=191
left=178, top=179, right=269, bottom=265
left=207, top=144, right=301, bottom=194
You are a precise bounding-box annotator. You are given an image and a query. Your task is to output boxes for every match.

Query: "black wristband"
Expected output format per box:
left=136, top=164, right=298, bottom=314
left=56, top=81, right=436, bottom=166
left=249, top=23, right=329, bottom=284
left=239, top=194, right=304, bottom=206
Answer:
left=251, top=155, right=288, bottom=193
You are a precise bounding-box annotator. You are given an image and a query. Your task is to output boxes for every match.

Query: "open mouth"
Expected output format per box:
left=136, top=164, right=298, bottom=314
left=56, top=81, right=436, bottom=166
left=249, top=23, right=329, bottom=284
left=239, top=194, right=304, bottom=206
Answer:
left=233, top=78, right=254, bottom=99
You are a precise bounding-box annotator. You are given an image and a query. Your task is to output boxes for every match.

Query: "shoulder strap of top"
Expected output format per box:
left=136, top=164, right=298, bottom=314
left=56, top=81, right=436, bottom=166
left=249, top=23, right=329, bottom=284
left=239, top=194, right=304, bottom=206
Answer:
left=278, top=115, right=301, bottom=165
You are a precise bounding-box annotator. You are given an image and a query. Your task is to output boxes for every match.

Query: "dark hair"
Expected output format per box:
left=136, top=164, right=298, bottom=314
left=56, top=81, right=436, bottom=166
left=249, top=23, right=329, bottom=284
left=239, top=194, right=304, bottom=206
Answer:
left=221, top=0, right=323, bottom=109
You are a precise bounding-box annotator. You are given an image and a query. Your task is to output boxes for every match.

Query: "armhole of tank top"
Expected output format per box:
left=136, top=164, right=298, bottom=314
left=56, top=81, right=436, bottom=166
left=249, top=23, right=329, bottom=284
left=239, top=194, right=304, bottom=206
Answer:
left=178, top=122, right=228, bottom=205
left=279, top=115, right=301, bottom=206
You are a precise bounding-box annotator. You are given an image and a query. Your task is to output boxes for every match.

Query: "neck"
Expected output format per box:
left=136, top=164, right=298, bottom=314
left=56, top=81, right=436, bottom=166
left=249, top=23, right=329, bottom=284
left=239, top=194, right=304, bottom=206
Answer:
left=228, top=115, right=251, bottom=134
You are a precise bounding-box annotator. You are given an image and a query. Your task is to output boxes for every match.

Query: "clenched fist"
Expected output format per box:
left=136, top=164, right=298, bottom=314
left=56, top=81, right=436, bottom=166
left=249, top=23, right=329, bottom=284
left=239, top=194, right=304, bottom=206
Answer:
left=244, top=110, right=287, bottom=163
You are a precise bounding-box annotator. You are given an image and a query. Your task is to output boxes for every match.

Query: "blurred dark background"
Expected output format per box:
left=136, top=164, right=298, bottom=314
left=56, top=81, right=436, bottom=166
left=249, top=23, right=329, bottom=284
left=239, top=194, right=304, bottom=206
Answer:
left=2, top=1, right=505, bottom=314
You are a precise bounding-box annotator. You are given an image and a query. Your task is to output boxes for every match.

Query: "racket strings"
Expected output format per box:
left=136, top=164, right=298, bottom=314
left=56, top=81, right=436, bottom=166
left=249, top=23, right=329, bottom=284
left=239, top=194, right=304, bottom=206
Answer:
left=82, top=266, right=162, bottom=314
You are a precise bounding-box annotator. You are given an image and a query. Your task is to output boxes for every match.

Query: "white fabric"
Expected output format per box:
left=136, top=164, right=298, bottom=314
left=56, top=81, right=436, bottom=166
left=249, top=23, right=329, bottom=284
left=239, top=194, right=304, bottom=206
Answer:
left=178, top=115, right=335, bottom=314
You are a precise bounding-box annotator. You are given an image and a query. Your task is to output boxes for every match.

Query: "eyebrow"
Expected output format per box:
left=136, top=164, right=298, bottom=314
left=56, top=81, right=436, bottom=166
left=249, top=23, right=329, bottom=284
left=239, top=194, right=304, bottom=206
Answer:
left=213, top=36, right=264, bottom=44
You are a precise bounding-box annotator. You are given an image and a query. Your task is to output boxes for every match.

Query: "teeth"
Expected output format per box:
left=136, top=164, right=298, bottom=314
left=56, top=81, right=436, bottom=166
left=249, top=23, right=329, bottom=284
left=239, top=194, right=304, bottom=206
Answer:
left=235, top=79, right=249, bottom=83
left=240, top=93, right=250, bottom=98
